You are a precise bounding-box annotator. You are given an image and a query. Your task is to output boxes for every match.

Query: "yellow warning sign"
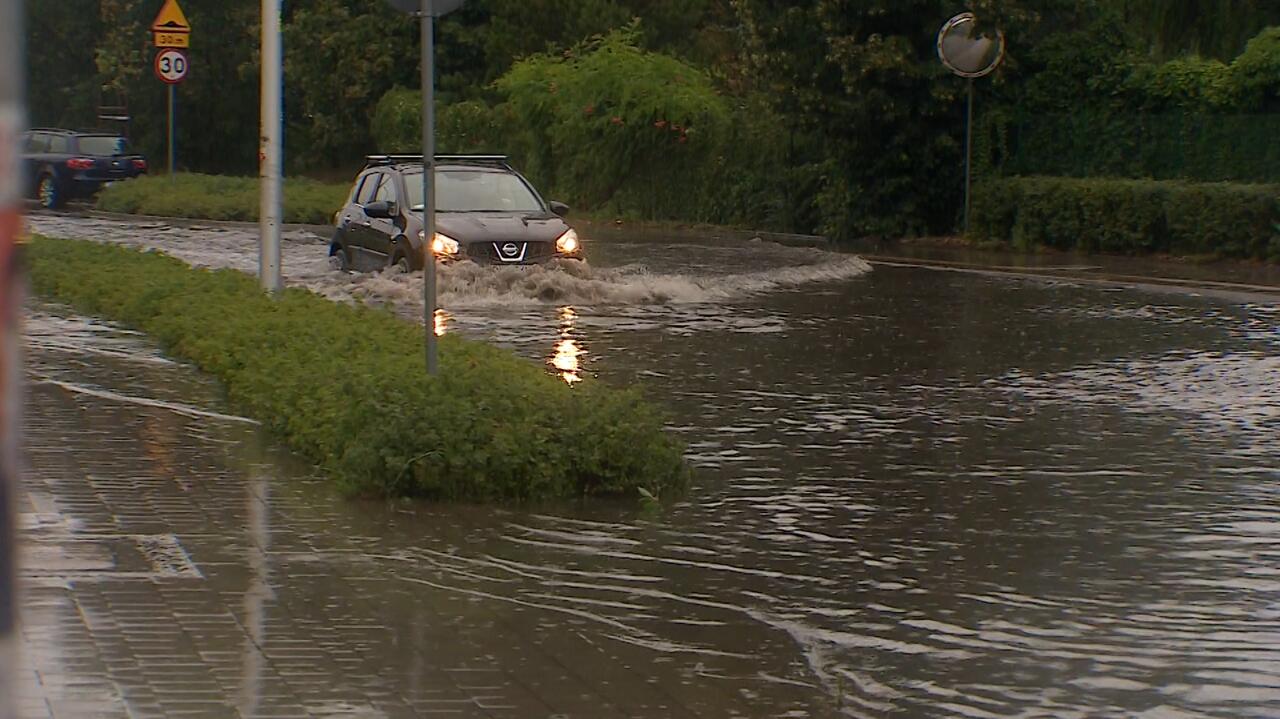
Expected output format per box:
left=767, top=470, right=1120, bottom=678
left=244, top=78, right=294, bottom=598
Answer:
left=150, top=0, right=191, bottom=34
left=153, top=32, right=190, bottom=48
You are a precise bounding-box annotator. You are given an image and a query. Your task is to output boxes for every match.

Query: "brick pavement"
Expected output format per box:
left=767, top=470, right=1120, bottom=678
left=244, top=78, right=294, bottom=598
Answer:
left=15, top=309, right=827, bottom=718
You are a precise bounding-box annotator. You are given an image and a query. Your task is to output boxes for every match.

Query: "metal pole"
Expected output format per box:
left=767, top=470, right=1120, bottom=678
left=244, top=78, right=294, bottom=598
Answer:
left=964, top=78, right=974, bottom=234
left=421, top=0, right=438, bottom=375
left=167, top=83, right=175, bottom=181
left=0, top=1, right=23, bottom=715
left=259, top=0, right=282, bottom=294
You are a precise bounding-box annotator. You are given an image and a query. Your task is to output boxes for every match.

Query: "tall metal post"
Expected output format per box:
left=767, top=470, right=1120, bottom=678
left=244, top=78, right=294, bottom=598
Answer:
left=421, top=0, right=438, bottom=375
left=167, top=84, right=175, bottom=181
left=963, top=78, right=974, bottom=234
left=259, top=0, right=283, bottom=294
left=0, top=1, right=23, bottom=715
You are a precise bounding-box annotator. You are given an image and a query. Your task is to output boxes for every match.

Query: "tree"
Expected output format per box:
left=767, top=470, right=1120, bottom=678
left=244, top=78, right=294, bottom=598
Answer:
left=283, top=0, right=419, bottom=168
left=1120, top=0, right=1280, bottom=61
left=25, top=0, right=103, bottom=130
left=94, top=0, right=260, bottom=174
left=733, top=0, right=1008, bottom=236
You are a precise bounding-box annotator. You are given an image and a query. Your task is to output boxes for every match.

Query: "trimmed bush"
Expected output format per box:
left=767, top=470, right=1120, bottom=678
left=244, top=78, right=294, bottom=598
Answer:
left=27, top=237, right=688, bottom=501
left=972, top=176, right=1280, bottom=259
left=97, top=173, right=350, bottom=225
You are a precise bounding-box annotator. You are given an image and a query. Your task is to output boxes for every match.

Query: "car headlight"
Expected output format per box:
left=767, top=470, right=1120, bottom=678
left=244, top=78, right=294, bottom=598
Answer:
left=555, top=228, right=580, bottom=254
left=419, top=230, right=459, bottom=256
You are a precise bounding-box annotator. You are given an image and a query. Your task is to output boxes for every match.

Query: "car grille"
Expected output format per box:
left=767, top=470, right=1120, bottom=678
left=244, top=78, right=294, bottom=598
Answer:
left=465, top=241, right=556, bottom=264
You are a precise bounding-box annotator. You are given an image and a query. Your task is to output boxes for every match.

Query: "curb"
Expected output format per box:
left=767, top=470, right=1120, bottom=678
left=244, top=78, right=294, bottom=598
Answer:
left=863, top=255, right=1280, bottom=299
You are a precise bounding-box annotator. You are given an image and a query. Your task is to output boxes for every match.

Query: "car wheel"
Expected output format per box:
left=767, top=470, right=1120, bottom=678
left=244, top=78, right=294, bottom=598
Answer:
left=394, top=254, right=412, bottom=274
left=329, top=245, right=350, bottom=272
left=37, top=174, right=63, bottom=209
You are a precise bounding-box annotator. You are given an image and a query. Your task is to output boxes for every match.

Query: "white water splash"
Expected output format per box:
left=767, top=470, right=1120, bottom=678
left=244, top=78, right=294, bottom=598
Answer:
left=27, top=214, right=871, bottom=309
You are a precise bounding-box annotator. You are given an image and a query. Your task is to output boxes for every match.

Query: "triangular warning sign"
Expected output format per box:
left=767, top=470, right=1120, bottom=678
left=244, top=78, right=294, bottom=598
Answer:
left=150, top=0, right=191, bottom=33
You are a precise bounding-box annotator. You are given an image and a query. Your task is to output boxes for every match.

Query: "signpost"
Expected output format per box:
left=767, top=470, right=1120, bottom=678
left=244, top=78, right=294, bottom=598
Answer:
left=385, top=0, right=466, bottom=376
left=151, top=0, right=191, bottom=181
left=937, top=12, right=1005, bottom=233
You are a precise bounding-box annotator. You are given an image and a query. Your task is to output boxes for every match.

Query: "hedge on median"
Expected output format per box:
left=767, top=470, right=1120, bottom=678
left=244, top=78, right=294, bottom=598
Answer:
left=27, top=237, right=688, bottom=501
left=970, top=176, right=1280, bottom=260
left=96, top=173, right=350, bottom=225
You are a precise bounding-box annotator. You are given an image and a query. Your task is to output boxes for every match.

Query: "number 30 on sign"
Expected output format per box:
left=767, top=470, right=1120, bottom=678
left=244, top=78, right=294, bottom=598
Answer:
left=154, top=49, right=189, bottom=84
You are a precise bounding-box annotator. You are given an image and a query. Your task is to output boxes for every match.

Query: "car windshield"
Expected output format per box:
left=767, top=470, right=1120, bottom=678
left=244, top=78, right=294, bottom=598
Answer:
left=404, top=169, right=543, bottom=213
left=76, top=136, right=129, bottom=156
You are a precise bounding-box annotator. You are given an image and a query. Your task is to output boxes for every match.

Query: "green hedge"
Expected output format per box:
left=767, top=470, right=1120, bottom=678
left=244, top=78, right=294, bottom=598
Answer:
left=983, top=112, right=1280, bottom=185
left=971, top=176, right=1280, bottom=259
left=27, top=237, right=688, bottom=501
left=97, top=173, right=350, bottom=225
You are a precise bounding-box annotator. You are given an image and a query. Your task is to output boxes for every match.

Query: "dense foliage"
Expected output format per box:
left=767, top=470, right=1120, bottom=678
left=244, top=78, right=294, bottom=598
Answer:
left=971, top=177, right=1280, bottom=259
left=373, top=27, right=773, bottom=225
left=26, top=0, right=1280, bottom=241
left=981, top=5, right=1280, bottom=183
left=27, top=236, right=689, bottom=501
left=97, top=173, right=349, bottom=224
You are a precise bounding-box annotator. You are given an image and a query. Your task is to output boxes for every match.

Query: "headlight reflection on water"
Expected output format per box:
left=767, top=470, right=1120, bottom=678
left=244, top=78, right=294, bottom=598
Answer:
left=433, top=306, right=583, bottom=384
left=551, top=306, right=585, bottom=385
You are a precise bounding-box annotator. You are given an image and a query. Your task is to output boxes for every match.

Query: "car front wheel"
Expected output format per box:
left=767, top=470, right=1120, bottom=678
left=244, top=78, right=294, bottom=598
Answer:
left=329, top=245, right=350, bottom=272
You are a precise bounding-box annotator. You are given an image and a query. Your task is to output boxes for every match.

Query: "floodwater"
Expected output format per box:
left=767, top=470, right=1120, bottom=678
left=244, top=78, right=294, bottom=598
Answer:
left=19, top=213, right=1280, bottom=717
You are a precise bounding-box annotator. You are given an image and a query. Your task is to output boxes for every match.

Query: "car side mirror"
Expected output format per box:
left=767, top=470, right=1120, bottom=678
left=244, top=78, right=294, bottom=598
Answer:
left=364, top=200, right=397, bottom=219
left=549, top=201, right=570, bottom=217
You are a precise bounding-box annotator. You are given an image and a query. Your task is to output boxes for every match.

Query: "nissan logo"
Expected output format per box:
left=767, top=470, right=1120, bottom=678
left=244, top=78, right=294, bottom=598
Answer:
left=501, top=243, right=519, bottom=257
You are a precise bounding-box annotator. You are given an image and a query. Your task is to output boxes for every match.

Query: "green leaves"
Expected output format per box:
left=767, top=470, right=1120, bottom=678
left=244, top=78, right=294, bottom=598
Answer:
left=497, top=24, right=731, bottom=208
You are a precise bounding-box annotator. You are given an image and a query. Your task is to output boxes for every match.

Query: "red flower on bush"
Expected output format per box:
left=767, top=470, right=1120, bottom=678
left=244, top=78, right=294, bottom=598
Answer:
left=654, top=120, right=667, bottom=129
left=584, top=104, right=596, bottom=116
left=610, top=116, right=624, bottom=126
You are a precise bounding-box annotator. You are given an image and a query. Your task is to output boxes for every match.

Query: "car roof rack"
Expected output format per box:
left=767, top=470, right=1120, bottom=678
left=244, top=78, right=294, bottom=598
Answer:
left=364, top=154, right=510, bottom=169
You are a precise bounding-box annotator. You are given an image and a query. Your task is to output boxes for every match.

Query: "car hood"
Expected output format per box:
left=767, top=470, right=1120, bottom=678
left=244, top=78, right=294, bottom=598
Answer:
left=429, top=212, right=569, bottom=244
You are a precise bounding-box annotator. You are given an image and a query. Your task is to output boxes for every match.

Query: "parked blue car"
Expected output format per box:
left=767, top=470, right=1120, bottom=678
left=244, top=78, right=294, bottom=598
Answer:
left=21, top=128, right=147, bottom=209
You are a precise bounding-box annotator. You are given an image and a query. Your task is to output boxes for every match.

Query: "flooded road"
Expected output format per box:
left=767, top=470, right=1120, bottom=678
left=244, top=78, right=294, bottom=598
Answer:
left=19, top=213, right=1280, bottom=717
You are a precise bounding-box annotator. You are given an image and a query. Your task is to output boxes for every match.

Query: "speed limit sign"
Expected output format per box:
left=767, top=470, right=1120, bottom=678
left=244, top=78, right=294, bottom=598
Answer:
left=154, top=49, right=189, bottom=84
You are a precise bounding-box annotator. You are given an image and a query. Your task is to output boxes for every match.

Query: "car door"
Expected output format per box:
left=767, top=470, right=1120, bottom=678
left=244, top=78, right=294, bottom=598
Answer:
left=337, top=172, right=373, bottom=257
left=346, top=172, right=383, bottom=271
left=363, top=174, right=401, bottom=267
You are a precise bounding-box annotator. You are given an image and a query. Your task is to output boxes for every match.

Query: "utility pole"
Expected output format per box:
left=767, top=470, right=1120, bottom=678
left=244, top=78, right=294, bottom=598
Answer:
left=421, top=0, right=438, bottom=375
left=259, top=0, right=283, bottom=294
left=0, top=0, right=23, bottom=715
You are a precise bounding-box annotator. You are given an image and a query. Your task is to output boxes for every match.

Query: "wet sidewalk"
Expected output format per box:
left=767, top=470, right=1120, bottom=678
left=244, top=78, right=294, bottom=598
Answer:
left=16, top=307, right=818, bottom=719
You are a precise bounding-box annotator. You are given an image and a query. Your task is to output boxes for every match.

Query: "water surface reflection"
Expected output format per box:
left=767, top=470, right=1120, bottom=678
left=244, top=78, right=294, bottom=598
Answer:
left=18, top=228, right=1280, bottom=716
left=551, top=306, right=586, bottom=384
